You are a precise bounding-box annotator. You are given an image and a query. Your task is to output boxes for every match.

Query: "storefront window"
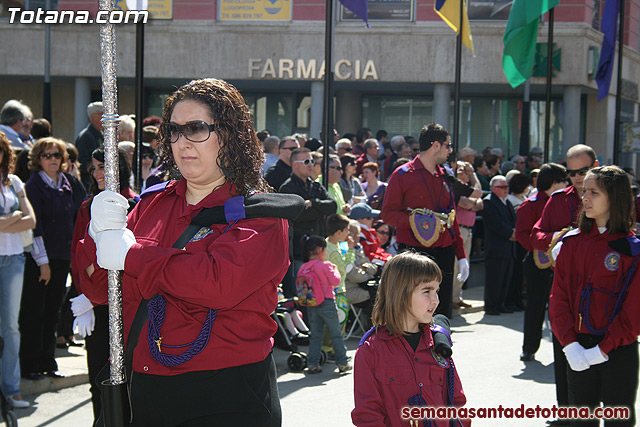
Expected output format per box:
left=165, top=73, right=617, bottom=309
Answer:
left=362, top=96, right=432, bottom=137
left=363, top=95, right=565, bottom=159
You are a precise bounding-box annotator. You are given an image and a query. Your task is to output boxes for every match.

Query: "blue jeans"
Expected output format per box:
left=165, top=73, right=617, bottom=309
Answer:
left=0, top=253, right=25, bottom=395
left=307, top=299, right=348, bottom=366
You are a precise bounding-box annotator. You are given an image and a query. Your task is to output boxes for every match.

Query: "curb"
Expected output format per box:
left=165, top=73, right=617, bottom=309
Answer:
left=22, top=373, right=89, bottom=397
left=21, top=342, right=90, bottom=398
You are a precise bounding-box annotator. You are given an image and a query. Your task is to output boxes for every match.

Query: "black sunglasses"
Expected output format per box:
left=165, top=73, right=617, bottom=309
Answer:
left=40, top=152, right=62, bottom=160
left=342, top=147, right=353, bottom=152
left=566, top=166, right=591, bottom=177
left=142, top=153, right=155, bottom=160
left=280, top=146, right=298, bottom=151
left=162, top=121, right=216, bottom=143
left=329, top=166, right=343, bottom=171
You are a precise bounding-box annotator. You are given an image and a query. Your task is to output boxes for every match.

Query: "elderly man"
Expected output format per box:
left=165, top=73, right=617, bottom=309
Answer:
left=265, top=136, right=299, bottom=191
left=75, top=101, right=104, bottom=188
left=512, top=155, right=526, bottom=173
left=458, top=147, right=476, bottom=164
left=482, top=175, right=517, bottom=316
left=382, top=135, right=406, bottom=180
left=0, top=100, right=35, bottom=149
left=336, top=138, right=354, bottom=157
left=321, top=155, right=350, bottom=215
left=355, top=138, right=380, bottom=177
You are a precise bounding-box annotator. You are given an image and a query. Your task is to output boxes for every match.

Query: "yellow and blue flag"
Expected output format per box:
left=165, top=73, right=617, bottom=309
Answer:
left=434, top=0, right=474, bottom=54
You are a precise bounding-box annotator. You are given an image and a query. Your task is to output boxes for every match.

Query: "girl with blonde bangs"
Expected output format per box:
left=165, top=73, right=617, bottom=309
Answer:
left=353, top=252, right=469, bottom=427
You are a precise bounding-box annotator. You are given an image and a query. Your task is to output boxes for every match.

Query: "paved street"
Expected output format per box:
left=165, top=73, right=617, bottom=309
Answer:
left=10, top=284, right=640, bottom=426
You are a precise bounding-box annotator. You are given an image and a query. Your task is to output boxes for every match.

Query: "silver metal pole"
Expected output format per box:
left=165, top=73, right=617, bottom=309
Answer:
left=99, top=0, right=125, bottom=385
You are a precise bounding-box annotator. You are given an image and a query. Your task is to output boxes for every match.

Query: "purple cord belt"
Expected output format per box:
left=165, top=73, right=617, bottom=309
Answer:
left=147, top=295, right=217, bottom=367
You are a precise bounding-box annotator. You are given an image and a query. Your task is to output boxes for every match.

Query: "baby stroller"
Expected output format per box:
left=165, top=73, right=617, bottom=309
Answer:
left=0, top=338, right=18, bottom=427
left=272, top=296, right=326, bottom=371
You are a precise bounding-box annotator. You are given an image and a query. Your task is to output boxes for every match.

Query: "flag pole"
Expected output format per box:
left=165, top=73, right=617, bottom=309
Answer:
left=613, top=0, right=625, bottom=165
left=543, top=7, right=554, bottom=164
left=134, top=15, right=145, bottom=191
left=322, top=0, right=335, bottom=189
left=99, top=0, right=129, bottom=424
left=452, top=0, right=463, bottom=153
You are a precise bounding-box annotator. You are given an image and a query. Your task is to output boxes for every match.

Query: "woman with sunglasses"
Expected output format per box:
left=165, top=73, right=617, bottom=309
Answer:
left=20, top=138, right=77, bottom=380
left=76, top=79, right=293, bottom=426
left=339, top=153, right=366, bottom=205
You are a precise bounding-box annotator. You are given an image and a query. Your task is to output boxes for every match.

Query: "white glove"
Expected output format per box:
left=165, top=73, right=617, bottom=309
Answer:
left=70, top=293, right=93, bottom=317
left=551, top=241, right=563, bottom=261
left=95, top=229, right=136, bottom=271
left=584, top=345, right=609, bottom=366
left=73, top=308, right=95, bottom=338
left=563, top=342, right=591, bottom=372
left=89, top=190, right=129, bottom=239
left=457, top=258, right=470, bottom=282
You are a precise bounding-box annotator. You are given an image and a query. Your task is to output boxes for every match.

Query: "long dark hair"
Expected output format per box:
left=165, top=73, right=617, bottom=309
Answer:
left=88, top=148, right=132, bottom=196
left=159, top=78, right=270, bottom=196
left=578, top=166, right=633, bottom=235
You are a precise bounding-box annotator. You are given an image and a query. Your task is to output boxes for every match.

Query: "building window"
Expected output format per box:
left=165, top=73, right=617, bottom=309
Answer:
left=592, top=0, right=601, bottom=30
left=468, top=0, right=510, bottom=21
left=341, top=0, right=413, bottom=22
left=362, top=96, right=432, bottom=137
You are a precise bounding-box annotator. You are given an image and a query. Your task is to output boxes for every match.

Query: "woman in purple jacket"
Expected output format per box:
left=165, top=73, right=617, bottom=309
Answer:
left=19, top=137, right=78, bottom=380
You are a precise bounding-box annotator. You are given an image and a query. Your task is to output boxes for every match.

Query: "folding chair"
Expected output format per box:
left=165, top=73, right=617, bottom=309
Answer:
left=344, top=304, right=367, bottom=340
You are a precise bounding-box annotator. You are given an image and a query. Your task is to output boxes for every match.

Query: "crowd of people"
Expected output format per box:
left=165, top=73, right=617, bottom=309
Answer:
left=1, top=84, right=639, bottom=426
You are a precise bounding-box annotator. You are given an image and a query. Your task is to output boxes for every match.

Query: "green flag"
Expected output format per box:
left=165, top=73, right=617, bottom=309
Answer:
left=502, top=0, right=559, bottom=88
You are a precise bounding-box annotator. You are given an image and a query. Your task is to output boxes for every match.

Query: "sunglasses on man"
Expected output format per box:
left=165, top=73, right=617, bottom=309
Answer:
left=566, top=166, right=592, bottom=177
left=294, top=158, right=315, bottom=166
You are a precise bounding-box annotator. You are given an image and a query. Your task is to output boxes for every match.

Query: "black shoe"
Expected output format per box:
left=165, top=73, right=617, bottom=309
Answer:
left=498, top=306, right=514, bottom=313
left=484, top=309, right=501, bottom=316
left=56, top=342, right=68, bottom=349
left=22, top=372, right=44, bottom=380
left=546, top=419, right=571, bottom=426
left=66, top=337, right=83, bottom=347
left=520, top=352, right=535, bottom=362
left=44, top=371, right=65, bottom=379
left=507, top=304, right=525, bottom=312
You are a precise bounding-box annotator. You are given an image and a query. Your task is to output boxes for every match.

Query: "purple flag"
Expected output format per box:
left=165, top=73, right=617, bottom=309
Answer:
left=339, top=0, right=368, bottom=26
left=596, top=0, right=620, bottom=101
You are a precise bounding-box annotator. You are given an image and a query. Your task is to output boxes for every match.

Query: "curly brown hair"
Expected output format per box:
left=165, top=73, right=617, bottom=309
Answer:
left=28, top=137, right=69, bottom=173
left=0, top=131, right=15, bottom=186
left=159, top=78, right=270, bottom=196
